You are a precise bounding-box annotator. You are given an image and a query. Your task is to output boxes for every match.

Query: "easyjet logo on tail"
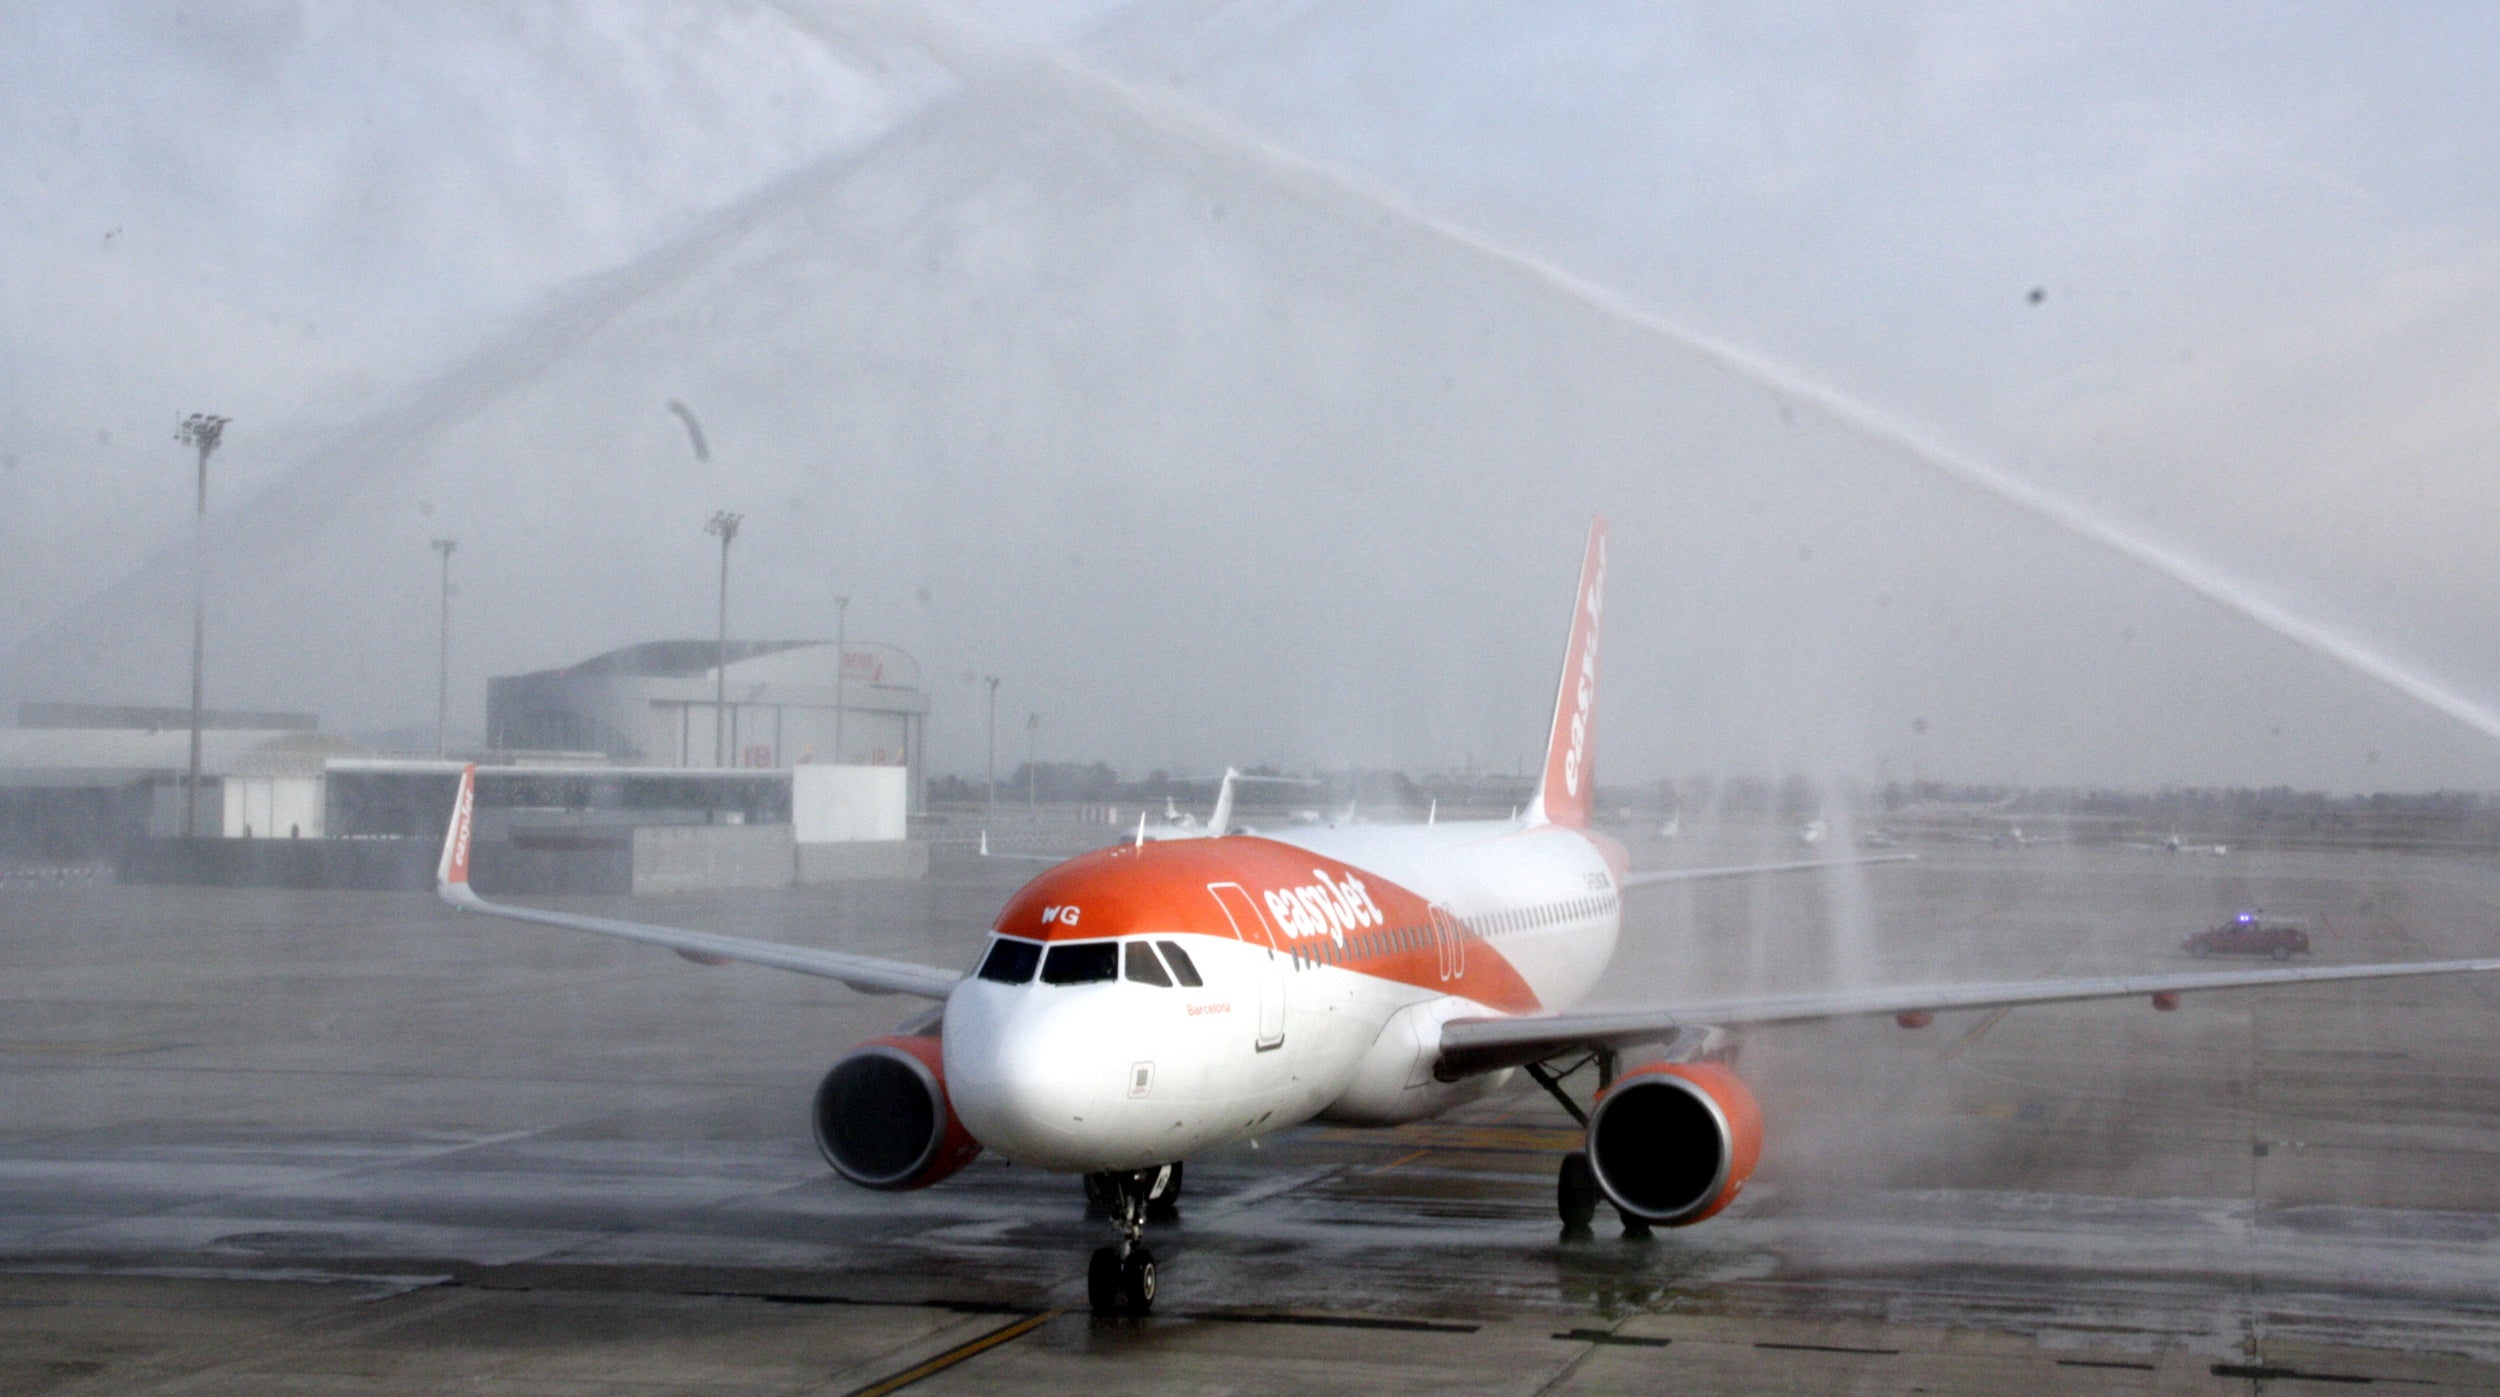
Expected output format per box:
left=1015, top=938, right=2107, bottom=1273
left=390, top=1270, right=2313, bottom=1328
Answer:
left=1534, top=519, right=1607, bottom=828
left=1562, top=535, right=1605, bottom=797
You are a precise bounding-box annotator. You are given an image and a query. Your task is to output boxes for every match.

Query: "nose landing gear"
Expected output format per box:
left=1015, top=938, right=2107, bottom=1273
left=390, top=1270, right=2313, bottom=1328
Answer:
left=1083, top=1164, right=1177, bottom=1316
left=1082, top=1160, right=1183, bottom=1222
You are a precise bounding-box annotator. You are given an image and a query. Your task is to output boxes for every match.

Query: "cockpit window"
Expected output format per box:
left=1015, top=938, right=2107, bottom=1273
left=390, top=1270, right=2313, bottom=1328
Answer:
left=1041, top=941, right=1120, bottom=985
left=1124, top=941, right=1172, bottom=987
left=1156, top=940, right=1204, bottom=987
left=977, top=936, right=1042, bottom=984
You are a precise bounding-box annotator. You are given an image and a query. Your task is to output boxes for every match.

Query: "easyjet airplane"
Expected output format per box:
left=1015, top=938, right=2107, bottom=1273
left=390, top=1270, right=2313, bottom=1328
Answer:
left=434, top=519, right=2500, bottom=1316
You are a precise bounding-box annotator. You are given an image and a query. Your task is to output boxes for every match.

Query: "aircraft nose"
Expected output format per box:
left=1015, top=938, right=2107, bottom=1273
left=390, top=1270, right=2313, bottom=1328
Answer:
left=944, top=982, right=1127, bottom=1171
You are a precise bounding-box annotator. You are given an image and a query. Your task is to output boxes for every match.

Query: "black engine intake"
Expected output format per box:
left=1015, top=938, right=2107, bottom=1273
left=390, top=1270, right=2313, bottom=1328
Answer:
left=1583, top=1062, right=1762, bottom=1225
left=812, top=1036, right=980, bottom=1191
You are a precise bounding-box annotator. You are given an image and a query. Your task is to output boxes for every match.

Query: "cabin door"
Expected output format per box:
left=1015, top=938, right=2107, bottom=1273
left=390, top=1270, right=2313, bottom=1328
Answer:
left=1206, top=883, right=1287, bottom=1051
left=1429, top=903, right=1467, bottom=983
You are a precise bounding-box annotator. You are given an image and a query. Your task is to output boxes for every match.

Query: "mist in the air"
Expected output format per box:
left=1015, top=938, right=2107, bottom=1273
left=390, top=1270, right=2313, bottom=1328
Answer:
left=6, top=2, right=2500, bottom=795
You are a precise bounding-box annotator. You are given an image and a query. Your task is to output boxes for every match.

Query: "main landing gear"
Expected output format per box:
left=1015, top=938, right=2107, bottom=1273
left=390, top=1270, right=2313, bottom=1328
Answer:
left=1523, top=1048, right=1648, bottom=1239
left=1082, top=1164, right=1180, bottom=1316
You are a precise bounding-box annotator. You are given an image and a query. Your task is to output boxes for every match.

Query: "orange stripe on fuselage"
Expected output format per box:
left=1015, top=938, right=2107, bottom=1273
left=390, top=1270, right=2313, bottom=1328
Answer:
left=993, top=836, right=1545, bottom=1015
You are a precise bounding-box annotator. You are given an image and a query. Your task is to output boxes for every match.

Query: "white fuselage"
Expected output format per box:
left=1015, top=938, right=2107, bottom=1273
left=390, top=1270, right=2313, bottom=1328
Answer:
left=943, top=818, right=1622, bottom=1172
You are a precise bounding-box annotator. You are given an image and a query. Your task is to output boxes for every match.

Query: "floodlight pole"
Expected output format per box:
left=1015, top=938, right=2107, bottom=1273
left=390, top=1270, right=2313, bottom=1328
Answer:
left=983, top=675, right=1001, bottom=810
left=431, top=538, right=456, bottom=757
left=831, top=594, right=849, bottom=764
left=705, top=511, right=742, bottom=767
left=175, top=413, right=227, bottom=837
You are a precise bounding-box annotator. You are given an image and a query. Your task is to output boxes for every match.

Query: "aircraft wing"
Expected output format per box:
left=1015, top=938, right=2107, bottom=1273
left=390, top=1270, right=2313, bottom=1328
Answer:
left=434, top=766, right=960, bottom=1001
left=1619, top=852, right=1915, bottom=889
left=1433, top=955, right=2500, bottom=1079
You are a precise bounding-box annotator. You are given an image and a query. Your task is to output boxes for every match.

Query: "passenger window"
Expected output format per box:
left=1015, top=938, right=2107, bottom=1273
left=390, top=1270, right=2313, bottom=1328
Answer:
left=1040, top=941, right=1119, bottom=985
left=1125, top=941, right=1173, bottom=987
left=977, top=937, right=1042, bottom=984
left=1157, top=941, right=1204, bottom=987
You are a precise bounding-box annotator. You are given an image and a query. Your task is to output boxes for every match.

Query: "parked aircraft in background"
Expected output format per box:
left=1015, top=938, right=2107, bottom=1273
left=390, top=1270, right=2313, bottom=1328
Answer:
left=2127, top=830, right=2230, bottom=856
left=434, top=519, right=2499, bottom=1316
left=1933, top=823, right=2055, bottom=849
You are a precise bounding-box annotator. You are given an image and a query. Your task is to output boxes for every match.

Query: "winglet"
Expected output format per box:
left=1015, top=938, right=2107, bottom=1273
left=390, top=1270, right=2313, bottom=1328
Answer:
left=1525, top=518, right=1608, bottom=828
left=436, top=763, right=479, bottom=903
left=1207, top=767, right=1239, bottom=838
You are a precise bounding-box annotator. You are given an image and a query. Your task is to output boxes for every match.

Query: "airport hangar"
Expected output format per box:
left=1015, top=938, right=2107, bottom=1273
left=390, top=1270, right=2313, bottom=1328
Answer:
left=485, top=638, right=928, bottom=780
left=1, top=640, right=934, bottom=892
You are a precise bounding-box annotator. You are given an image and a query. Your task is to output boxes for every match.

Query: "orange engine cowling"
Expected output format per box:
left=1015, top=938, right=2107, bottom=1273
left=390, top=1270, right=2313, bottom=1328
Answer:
left=811, top=1035, right=983, bottom=1191
left=1584, top=1061, right=1762, bottom=1225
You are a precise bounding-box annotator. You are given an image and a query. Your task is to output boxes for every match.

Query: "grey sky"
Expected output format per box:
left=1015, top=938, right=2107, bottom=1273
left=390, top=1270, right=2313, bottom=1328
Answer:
left=5, top=1, right=2499, bottom=793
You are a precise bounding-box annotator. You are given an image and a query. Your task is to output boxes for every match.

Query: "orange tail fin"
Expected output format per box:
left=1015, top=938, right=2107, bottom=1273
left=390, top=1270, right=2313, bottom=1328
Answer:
left=1526, top=519, right=1608, bottom=828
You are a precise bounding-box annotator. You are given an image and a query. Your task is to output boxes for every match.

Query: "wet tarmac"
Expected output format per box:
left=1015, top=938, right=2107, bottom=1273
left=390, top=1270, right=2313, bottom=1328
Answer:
left=5, top=826, right=2500, bottom=1392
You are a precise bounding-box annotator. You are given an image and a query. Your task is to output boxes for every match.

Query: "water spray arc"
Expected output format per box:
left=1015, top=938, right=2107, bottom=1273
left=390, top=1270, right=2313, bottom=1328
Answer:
left=19, top=4, right=2489, bottom=771
left=825, top=2, right=2500, bottom=753
left=0, top=89, right=978, bottom=692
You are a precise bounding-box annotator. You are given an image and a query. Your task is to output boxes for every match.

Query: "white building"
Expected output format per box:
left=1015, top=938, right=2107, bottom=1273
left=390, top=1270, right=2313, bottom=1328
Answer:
left=0, top=706, right=367, bottom=853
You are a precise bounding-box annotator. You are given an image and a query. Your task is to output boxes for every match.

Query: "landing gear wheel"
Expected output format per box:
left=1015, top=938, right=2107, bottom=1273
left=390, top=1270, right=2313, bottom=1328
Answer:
left=1086, top=1166, right=1177, bottom=1315
left=1119, top=1246, right=1157, bottom=1314
left=1087, top=1246, right=1122, bottom=1315
left=1620, top=1214, right=1653, bottom=1240
left=1558, top=1151, right=1599, bottom=1231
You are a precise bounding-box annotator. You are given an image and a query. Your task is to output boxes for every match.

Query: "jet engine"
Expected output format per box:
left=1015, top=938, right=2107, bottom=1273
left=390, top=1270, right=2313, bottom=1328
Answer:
left=1583, top=1061, right=1762, bottom=1225
left=812, top=1035, right=983, bottom=1190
